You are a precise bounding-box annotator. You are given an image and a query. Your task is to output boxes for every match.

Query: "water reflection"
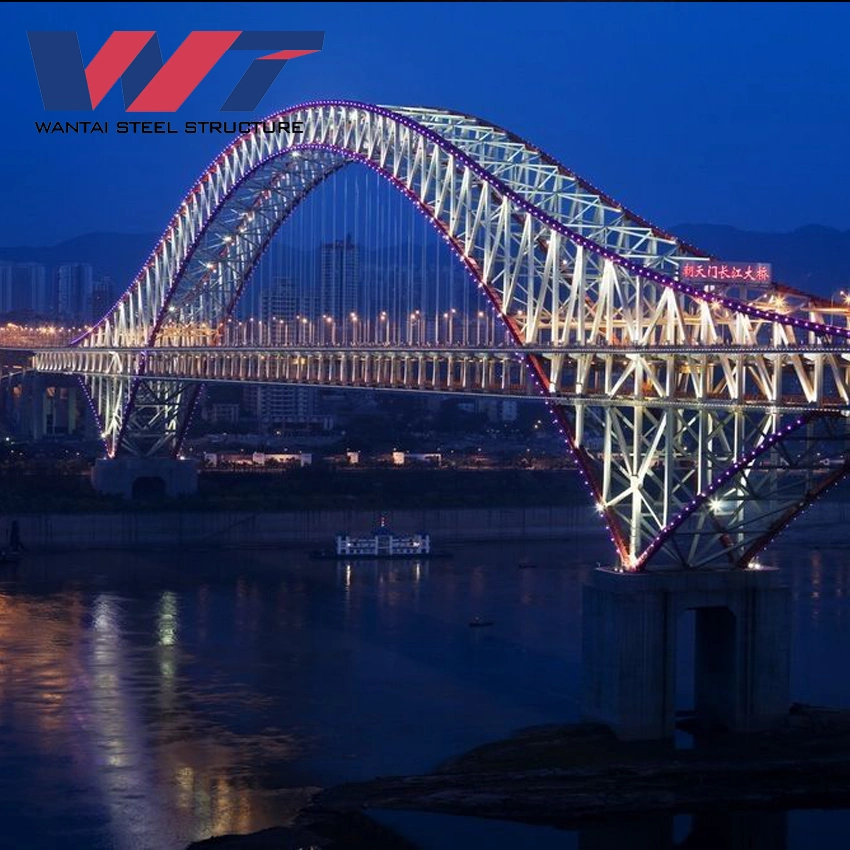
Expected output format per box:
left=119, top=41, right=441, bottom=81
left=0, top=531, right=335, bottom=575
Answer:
left=374, top=808, right=793, bottom=850
left=0, top=506, right=848, bottom=848
left=158, top=590, right=179, bottom=646
left=87, top=592, right=175, bottom=849
left=334, top=558, right=430, bottom=587
left=0, top=568, right=308, bottom=848
left=582, top=810, right=787, bottom=850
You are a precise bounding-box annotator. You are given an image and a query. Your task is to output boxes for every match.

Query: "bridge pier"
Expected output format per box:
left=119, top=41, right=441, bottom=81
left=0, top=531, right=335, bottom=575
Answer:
left=581, top=566, right=790, bottom=740
left=91, top=457, right=198, bottom=500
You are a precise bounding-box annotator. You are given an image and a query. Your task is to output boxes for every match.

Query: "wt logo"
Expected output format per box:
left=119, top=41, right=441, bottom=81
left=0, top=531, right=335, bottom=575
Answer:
left=27, top=31, right=324, bottom=112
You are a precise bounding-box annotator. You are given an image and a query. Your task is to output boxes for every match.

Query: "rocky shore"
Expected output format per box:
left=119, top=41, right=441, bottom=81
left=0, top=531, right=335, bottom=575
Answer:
left=187, top=705, right=850, bottom=850
left=188, top=704, right=850, bottom=849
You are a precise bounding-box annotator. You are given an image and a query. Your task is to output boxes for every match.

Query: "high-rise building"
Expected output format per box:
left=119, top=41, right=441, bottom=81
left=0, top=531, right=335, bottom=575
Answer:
left=243, top=383, right=317, bottom=425
left=262, top=276, right=299, bottom=343
left=57, top=263, right=94, bottom=323
left=0, top=263, right=49, bottom=316
left=91, top=276, right=114, bottom=324
left=319, top=236, right=359, bottom=322
left=0, top=265, right=10, bottom=314
left=244, top=276, right=316, bottom=428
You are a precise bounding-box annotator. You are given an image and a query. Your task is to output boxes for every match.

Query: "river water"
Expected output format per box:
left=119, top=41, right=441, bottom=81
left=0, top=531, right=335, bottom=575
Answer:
left=1, top=504, right=850, bottom=849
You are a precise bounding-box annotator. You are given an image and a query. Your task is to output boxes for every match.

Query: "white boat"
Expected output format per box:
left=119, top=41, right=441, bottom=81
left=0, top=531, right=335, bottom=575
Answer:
left=334, top=516, right=430, bottom=558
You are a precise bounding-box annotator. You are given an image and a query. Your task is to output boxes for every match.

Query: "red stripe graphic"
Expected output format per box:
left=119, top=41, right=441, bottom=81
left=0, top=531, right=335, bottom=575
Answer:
left=85, top=31, right=156, bottom=108
left=127, top=31, right=241, bottom=112
left=258, top=49, right=319, bottom=60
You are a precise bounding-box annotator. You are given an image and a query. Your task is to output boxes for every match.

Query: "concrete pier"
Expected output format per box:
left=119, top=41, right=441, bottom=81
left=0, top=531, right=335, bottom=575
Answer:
left=91, top=457, right=199, bottom=499
left=581, top=567, right=791, bottom=740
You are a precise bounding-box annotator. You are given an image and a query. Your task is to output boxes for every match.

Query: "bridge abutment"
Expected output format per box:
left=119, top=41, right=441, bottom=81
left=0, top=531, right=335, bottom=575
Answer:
left=581, top=567, right=790, bottom=740
left=91, top=457, right=198, bottom=500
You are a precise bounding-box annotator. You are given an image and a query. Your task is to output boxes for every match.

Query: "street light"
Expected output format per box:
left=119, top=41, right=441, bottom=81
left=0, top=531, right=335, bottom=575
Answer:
left=325, top=315, right=336, bottom=346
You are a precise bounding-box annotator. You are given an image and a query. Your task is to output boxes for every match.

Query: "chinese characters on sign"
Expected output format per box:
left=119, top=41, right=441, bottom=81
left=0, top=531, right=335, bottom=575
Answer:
left=679, top=262, right=772, bottom=284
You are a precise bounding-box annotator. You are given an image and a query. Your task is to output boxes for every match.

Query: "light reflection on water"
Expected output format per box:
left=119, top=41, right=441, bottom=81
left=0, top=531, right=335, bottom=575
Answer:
left=0, top=506, right=847, bottom=848
left=373, top=807, right=819, bottom=849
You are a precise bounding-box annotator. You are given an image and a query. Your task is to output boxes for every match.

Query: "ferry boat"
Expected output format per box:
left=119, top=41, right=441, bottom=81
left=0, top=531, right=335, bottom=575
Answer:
left=311, top=517, right=450, bottom=560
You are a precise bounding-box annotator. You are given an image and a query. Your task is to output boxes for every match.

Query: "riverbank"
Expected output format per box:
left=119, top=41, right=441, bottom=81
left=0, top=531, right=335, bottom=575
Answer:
left=312, top=703, right=850, bottom=822
left=8, top=504, right=592, bottom=549
left=0, top=468, right=587, bottom=513
left=187, top=704, right=850, bottom=848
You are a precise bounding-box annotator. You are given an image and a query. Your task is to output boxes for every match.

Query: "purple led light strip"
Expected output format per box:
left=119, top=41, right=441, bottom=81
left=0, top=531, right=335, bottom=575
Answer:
left=633, top=413, right=817, bottom=569
left=72, top=101, right=849, bottom=559
left=113, top=153, right=345, bottom=456
left=80, top=101, right=850, bottom=352
left=256, top=102, right=847, bottom=342
left=169, top=156, right=347, bottom=456
left=739, top=426, right=850, bottom=567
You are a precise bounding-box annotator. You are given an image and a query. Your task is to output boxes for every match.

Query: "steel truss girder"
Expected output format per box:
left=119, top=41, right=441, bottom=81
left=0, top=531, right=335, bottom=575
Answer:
left=82, top=374, right=196, bottom=458
left=55, top=100, right=850, bottom=569
left=37, top=346, right=850, bottom=414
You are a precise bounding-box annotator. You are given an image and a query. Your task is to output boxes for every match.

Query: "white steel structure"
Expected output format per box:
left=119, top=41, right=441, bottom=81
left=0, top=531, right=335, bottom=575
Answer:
left=23, top=100, right=850, bottom=571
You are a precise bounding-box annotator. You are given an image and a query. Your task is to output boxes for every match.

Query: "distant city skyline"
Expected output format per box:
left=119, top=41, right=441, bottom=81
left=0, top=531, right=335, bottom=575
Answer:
left=0, top=259, right=112, bottom=323
left=4, top=220, right=850, bottom=308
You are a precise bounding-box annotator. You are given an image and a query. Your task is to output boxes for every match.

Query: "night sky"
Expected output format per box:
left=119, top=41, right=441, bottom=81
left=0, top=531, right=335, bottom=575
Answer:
left=2, top=1, right=849, bottom=245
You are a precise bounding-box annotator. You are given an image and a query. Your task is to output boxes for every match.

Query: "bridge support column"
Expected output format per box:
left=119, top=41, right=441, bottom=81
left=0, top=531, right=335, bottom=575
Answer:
left=91, top=457, right=198, bottom=500
left=581, top=567, right=790, bottom=740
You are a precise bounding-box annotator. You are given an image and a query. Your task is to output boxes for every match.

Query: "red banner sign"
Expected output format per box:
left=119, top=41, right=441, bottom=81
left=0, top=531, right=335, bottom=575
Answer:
left=679, top=262, right=771, bottom=284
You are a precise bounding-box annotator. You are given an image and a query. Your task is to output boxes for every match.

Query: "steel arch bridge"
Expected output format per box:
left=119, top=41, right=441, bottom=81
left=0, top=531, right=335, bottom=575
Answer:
left=25, top=100, right=850, bottom=572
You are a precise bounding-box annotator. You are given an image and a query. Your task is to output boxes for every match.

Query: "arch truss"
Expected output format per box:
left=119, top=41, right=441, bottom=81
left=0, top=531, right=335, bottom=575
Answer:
left=32, top=100, right=850, bottom=570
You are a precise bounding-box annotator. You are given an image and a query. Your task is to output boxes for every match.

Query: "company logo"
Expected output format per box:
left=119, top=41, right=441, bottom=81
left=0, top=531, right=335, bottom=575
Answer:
left=27, top=30, right=324, bottom=112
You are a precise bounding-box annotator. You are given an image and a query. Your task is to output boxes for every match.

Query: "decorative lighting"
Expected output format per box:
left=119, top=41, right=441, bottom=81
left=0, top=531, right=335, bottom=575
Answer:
left=53, top=99, right=850, bottom=549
